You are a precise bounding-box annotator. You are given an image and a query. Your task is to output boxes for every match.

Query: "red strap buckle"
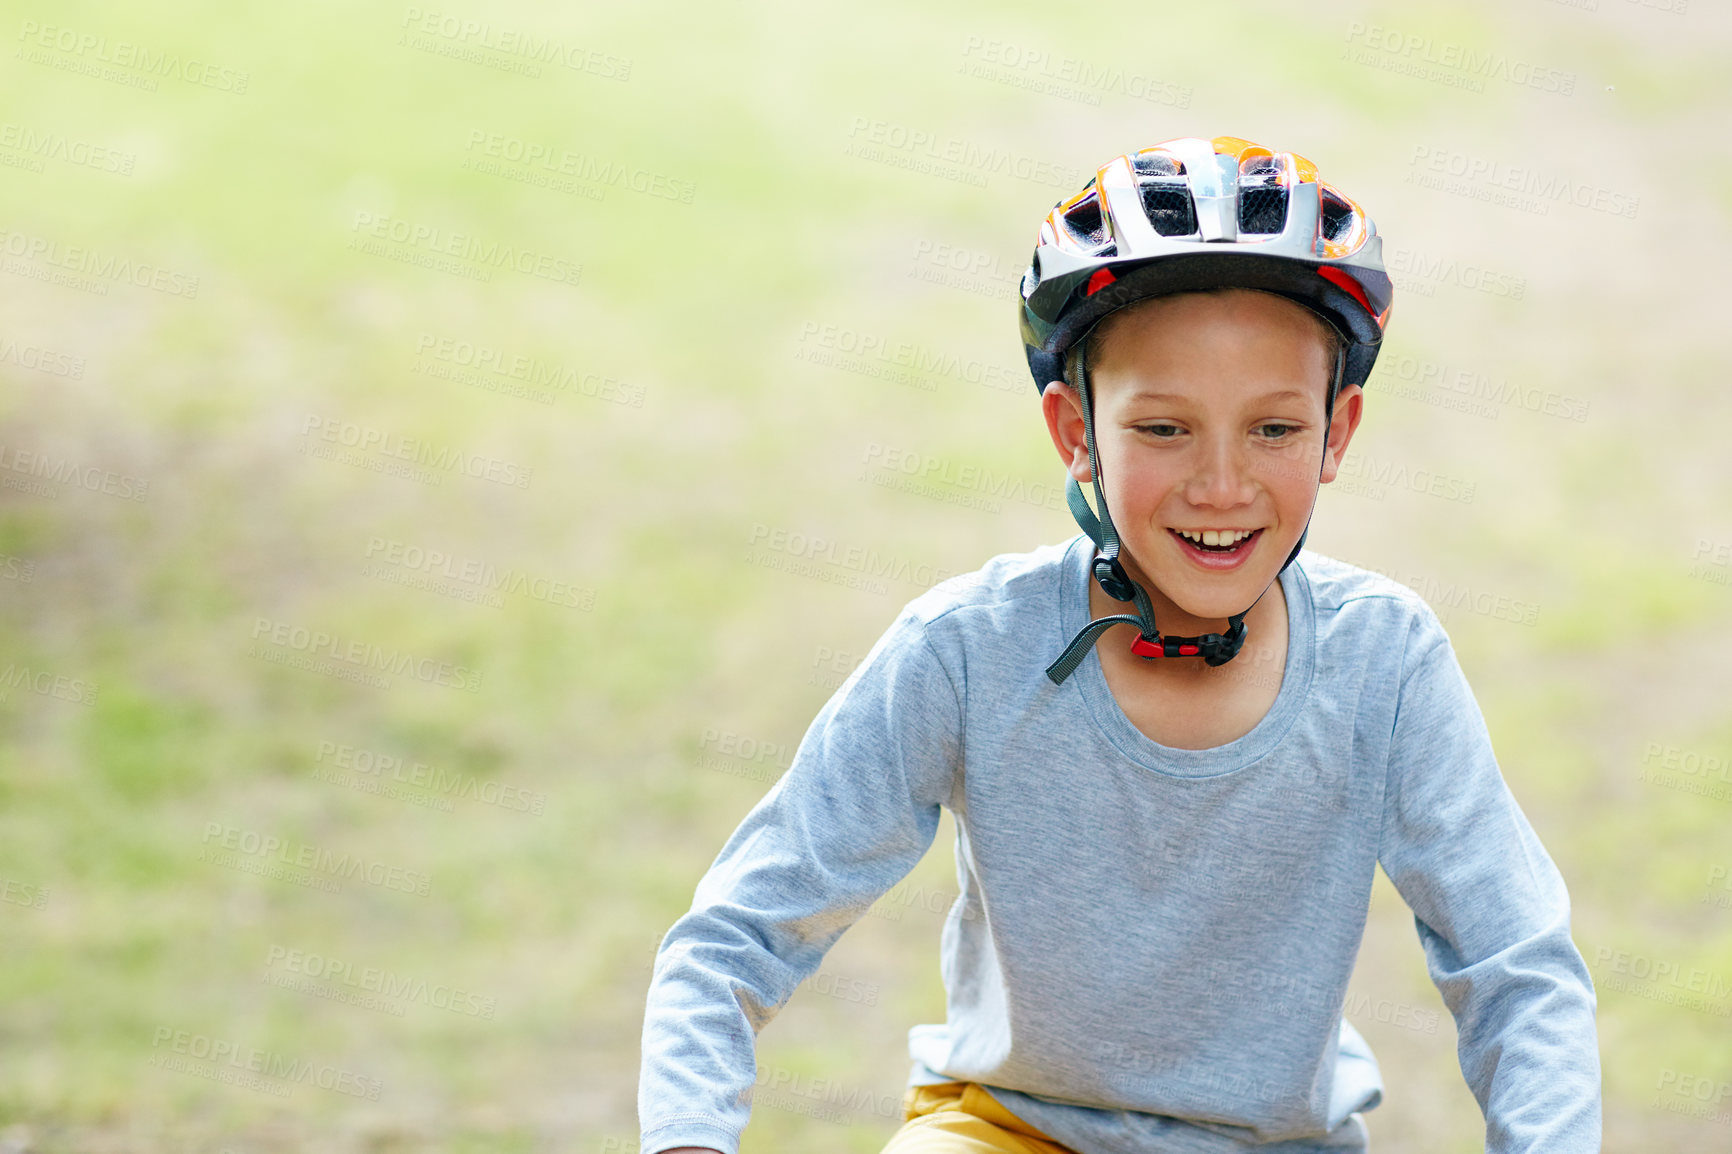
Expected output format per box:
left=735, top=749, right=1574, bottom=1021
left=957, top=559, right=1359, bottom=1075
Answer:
left=1131, top=636, right=1202, bottom=659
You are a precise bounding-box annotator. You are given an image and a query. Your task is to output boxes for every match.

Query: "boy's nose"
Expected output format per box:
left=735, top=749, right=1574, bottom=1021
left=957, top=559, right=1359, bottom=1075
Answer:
left=1184, top=438, right=1257, bottom=507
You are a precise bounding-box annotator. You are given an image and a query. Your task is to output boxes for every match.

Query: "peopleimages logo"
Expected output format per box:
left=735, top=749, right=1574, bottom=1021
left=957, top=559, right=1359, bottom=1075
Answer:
left=0, top=334, right=85, bottom=377
left=398, top=7, right=632, bottom=80
left=956, top=36, right=1192, bottom=109
left=0, top=442, right=149, bottom=501
left=1406, top=145, right=1639, bottom=219
left=843, top=116, right=1084, bottom=189
left=1604, top=942, right=1730, bottom=992
left=1344, top=23, right=1576, bottom=95
left=200, top=822, right=433, bottom=897
left=906, top=238, right=1024, bottom=306
left=148, top=1026, right=382, bottom=1100
left=796, top=321, right=1023, bottom=393
left=0, top=225, right=199, bottom=297
left=348, top=211, right=582, bottom=286
left=314, top=739, right=548, bottom=815
left=300, top=414, right=533, bottom=488
left=696, top=728, right=794, bottom=785
left=264, top=944, right=497, bottom=1019
left=1335, top=452, right=1476, bottom=504
left=1368, top=351, right=1590, bottom=425
left=364, top=536, right=593, bottom=610
left=0, top=121, right=135, bottom=176
left=860, top=442, right=1065, bottom=513
left=15, top=20, right=251, bottom=93
left=249, top=616, right=482, bottom=691
left=0, top=877, right=48, bottom=908
left=0, top=663, right=97, bottom=706
left=1385, top=245, right=1526, bottom=300
left=413, top=334, right=644, bottom=407
left=744, top=523, right=962, bottom=592
left=462, top=131, right=693, bottom=203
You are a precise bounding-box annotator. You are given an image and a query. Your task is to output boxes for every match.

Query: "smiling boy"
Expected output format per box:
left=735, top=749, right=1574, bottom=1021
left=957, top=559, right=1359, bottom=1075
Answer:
left=1043, top=286, right=1359, bottom=750
left=639, top=136, right=1600, bottom=1154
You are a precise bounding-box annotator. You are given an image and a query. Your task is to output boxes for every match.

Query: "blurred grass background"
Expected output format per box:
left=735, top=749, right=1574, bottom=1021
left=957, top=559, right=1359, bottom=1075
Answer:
left=1, top=0, right=1730, bottom=1151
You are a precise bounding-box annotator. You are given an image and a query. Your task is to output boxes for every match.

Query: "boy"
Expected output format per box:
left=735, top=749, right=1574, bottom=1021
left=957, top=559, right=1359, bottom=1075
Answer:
left=638, top=136, right=1600, bottom=1154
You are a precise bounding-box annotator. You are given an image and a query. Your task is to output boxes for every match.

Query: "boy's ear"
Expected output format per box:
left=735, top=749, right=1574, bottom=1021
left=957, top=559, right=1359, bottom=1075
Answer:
left=1041, top=381, right=1094, bottom=483
left=1318, top=383, right=1365, bottom=484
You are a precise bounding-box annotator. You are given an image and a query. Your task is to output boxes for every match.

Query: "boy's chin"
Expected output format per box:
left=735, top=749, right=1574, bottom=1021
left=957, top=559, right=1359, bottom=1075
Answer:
left=1144, top=561, right=1285, bottom=623
left=1164, top=593, right=1260, bottom=624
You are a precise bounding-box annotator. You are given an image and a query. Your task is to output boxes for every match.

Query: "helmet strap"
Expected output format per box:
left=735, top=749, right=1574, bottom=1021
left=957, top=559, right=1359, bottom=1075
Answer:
left=1044, top=336, right=1347, bottom=687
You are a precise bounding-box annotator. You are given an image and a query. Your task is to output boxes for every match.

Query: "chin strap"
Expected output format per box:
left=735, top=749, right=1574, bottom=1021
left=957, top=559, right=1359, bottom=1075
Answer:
left=1044, top=336, right=1346, bottom=687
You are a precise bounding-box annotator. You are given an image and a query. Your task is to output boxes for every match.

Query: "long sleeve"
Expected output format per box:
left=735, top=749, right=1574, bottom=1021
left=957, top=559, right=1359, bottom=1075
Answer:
left=637, top=608, right=964, bottom=1154
left=1377, top=625, right=1601, bottom=1154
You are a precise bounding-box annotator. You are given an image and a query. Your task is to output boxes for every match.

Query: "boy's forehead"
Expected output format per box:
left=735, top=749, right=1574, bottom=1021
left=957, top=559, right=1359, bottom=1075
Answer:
left=1094, top=289, right=1337, bottom=376
left=1097, top=288, right=1328, bottom=344
left=1087, top=289, right=1338, bottom=398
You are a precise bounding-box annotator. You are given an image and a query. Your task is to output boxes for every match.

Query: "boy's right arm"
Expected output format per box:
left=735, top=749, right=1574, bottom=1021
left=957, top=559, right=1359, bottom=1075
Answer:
left=637, top=609, right=964, bottom=1154
left=1377, top=621, right=1601, bottom=1153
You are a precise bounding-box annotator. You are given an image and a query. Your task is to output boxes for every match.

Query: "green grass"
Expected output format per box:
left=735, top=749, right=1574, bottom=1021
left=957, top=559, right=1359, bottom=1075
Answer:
left=1, top=1, right=1729, bottom=1151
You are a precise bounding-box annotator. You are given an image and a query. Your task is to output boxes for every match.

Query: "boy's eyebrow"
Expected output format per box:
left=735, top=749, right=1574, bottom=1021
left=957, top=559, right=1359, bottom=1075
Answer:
left=1122, top=388, right=1314, bottom=404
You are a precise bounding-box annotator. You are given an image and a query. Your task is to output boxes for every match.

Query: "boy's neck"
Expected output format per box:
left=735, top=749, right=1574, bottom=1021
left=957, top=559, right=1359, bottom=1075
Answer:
left=1084, top=553, right=1290, bottom=684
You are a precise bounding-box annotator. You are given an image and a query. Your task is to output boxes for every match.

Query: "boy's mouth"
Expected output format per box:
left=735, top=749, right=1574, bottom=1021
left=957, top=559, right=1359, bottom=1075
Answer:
left=1168, top=527, right=1263, bottom=571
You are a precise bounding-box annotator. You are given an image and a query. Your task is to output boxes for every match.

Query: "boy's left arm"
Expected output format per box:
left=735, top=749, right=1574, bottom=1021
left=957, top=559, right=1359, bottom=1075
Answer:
left=1378, top=629, right=1601, bottom=1154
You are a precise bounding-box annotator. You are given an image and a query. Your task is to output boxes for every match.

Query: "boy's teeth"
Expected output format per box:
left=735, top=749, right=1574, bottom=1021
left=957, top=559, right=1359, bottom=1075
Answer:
left=1178, top=529, right=1254, bottom=547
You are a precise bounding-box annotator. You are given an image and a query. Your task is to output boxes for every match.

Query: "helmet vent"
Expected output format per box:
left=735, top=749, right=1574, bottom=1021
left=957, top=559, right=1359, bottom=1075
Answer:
left=1132, top=150, right=1183, bottom=176
left=1139, top=180, right=1196, bottom=236
left=1062, top=195, right=1109, bottom=249
left=1238, top=185, right=1287, bottom=234
left=1320, top=189, right=1354, bottom=243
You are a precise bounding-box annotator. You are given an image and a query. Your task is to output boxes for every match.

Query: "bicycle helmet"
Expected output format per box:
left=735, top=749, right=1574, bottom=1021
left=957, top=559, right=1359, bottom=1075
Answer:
left=1020, top=135, right=1395, bottom=685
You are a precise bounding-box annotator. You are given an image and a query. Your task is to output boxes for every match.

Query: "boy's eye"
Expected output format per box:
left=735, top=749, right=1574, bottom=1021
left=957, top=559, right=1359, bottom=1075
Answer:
left=1256, top=423, right=1299, bottom=439
left=1135, top=423, right=1183, bottom=438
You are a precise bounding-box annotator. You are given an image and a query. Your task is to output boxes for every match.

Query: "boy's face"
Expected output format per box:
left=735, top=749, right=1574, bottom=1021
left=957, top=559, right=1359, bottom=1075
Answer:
left=1041, top=288, right=1364, bottom=625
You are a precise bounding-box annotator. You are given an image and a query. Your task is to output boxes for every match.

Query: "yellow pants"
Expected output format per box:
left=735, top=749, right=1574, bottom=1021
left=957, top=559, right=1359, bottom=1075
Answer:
left=882, top=1081, right=1081, bottom=1154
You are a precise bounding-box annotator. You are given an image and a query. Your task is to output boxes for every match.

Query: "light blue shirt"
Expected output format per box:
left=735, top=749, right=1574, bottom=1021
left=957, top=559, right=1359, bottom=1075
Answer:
left=638, top=534, right=1601, bottom=1154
